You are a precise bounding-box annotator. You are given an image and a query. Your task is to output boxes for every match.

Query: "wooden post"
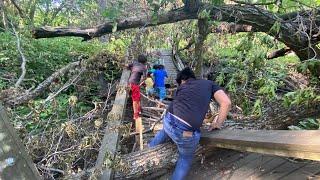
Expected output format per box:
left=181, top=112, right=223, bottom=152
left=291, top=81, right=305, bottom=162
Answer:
left=135, top=117, right=144, bottom=150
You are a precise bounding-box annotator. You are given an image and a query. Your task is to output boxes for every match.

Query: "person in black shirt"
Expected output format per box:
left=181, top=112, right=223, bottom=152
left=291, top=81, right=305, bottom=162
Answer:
left=149, top=67, right=231, bottom=180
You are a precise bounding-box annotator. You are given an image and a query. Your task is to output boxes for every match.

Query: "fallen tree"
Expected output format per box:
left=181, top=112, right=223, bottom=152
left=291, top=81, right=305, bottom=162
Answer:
left=0, top=61, right=81, bottom=106
left=32, top=4, right=320, bottom=62
left=0, top=53, right=121, bottom=107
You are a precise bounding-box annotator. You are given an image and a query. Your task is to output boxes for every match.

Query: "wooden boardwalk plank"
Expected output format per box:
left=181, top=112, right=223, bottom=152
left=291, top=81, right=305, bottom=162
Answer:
left=258, top=160, right=306, bottom=180
left=0, top=104, right=41, bottom=180
left=186, top=150, right=244, bottom=180
left=281, top=162, right=320, bottom=180
left=212, top=153, right=261, bottom=179
left=94, top=68, right=131, bottom=179
left=224, top=155, right=275, bottom=180
left=201, top=130, right=320, bottom=161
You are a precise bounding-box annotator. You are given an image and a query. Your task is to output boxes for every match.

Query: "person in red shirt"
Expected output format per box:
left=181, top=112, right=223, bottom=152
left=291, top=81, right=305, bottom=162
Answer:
left=127, top=55, right=147, bottom=120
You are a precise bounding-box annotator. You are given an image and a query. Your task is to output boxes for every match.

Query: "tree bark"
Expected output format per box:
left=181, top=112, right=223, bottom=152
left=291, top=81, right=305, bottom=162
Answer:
left=0, top=0, right=8, bottom=30
left=212, top=22, right=254, bottom=34
left=267, top=47, right=292, bottom=59
left=28, top=0, right=37, bottom=26
left=32, top=4, right=320, bottom=62
left=8, top=0, right=25, bottom=19
left=194, top=18, right=209, bottom=78
left=0, top=61, right=81, bottom=106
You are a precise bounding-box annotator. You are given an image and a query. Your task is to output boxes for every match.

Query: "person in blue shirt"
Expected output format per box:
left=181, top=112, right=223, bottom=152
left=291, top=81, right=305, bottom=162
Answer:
left=153, top=64, right=168, bottom=102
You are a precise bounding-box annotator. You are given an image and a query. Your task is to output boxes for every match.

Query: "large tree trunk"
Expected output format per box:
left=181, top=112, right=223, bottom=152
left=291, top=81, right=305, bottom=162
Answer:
left=114, top=143, right=177, bottom=179
left=32, top=4, right=320, bottom=61
left=194, top=18, right=209, bottom=78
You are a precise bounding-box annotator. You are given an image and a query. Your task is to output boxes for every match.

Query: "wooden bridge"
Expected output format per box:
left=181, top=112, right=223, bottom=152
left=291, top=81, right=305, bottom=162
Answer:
left=1, top=49, right=320, bottom=180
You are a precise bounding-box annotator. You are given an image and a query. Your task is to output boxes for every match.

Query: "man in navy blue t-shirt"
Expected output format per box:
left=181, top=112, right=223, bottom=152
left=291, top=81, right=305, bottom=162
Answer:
left=149, top=67, right=231, bottom=180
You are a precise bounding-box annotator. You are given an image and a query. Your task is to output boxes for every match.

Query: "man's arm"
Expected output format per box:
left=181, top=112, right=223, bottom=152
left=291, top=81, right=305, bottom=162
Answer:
left=209, top=90, right=231, bottom=130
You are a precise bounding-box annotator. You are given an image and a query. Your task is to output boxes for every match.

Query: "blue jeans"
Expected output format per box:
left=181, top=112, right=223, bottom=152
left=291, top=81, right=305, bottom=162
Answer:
left=156, top=87, right=166, bottom=101
left=149, top=113, right=201, bottom=180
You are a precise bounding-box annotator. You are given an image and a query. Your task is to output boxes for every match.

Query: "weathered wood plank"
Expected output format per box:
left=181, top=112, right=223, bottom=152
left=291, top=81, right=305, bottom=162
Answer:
left=201, top=130, right=320, bottom=161
left=221, top=155, right=274, bottom=180
left=258, top=161, right=306, bottom=179
left=281, top=162, right=320, bottom=180
left=0, top=104, right=41, bottom=180
left=212, top=153, right=261, bottom=180
left=93, top=68, right=131, bottom=179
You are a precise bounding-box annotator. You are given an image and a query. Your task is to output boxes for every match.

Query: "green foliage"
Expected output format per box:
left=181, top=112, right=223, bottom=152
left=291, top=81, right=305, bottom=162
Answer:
left=199, top=33, right=299, bottom=116
left=198, top=9, right=211, bottom=19
left=289, top=118, right=320, bottom=130
left=0, top=32, right=129, bottom=89
left=15, top=93, right=94, bottom=134
left=283, top=87, right=320, bottom=107
left=252, top=99, right=262, bottom=116
left=210, top=0, right=224, bottom=5
left=297, top=59, right=320, bottom=78
left=103, top=2, right=123, bottom=20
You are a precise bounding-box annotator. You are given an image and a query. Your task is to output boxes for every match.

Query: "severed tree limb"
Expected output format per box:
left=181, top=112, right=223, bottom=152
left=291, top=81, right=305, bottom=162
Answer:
left=2, top=61, right=80, bottom=106
left=43, top=69, right=84, bottom=103
left=32, top=4, right=320, bottom=61
left=32, top=7, right=191, bottom=41
left=267, top=47, right=292, bottom=59
left=231, top=0, right=277, bottom=5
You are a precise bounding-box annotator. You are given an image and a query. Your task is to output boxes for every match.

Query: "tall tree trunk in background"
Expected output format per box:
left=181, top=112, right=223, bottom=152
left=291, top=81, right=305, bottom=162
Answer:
left=98, top=0, right=107, bottom=42
left=183, top=0, right=200, bottom=12
left=41, top=1, right=50, bottom=26
left=0, top=0, right=8, bottom=30
left=194, top=18, right=209, bottom=78
left=28, top=0, right=37, bottom=27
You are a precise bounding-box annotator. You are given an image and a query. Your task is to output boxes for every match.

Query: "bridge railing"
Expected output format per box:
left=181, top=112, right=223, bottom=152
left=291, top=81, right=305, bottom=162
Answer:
left=171, top=42, right=186, bottom=71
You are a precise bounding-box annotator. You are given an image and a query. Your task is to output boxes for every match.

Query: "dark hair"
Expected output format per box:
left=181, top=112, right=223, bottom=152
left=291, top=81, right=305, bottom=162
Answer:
left=158, top=64, right=165, bottom=69
left=153, top=64, right=159, bottom=70
left=176, top=67, right=196, bottom=85
left=147, top=72, right=152, bottom=77
left=138, top=54, right=147, bottom=64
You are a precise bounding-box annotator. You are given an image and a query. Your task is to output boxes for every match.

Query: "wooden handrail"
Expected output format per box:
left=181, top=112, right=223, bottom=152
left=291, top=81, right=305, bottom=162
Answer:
left=201, top=130, right=320, bottom=161
left=171, top=43, right=186, bottom=71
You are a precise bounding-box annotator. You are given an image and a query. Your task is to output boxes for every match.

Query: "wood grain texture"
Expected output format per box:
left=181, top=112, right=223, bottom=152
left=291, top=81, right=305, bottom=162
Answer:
left=201, top=130, right=320, bottom=161
left=0, top=104, right=41, bottom=180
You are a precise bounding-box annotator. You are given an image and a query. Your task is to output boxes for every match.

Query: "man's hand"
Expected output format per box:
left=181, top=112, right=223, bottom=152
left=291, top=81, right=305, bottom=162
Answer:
left=208, top=115, right=222, bottom=131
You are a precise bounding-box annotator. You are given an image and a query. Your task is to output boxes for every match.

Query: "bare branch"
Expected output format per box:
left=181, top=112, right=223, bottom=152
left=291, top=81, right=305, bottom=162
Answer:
left=12, top=23, right=27, bottom=88
left=4, top=61, right=80, bottom=106
left=43, top=69, right=84, bottom=103
left=231, top=0, right=277, bottom=5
